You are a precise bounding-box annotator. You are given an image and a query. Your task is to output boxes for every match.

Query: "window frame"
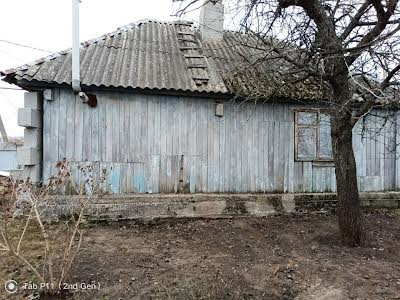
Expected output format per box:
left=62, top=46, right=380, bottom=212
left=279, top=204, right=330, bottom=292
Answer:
left=294, top=108, right=334, bottom=162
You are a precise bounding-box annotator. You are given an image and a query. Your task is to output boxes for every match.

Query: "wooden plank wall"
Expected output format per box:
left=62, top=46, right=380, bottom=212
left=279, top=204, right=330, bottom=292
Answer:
left=42, top=88, right=398, bottom=194
left=353, top=110, right=397, bottom=191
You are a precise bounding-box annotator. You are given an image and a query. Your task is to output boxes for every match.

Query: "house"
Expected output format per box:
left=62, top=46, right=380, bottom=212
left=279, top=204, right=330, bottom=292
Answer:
left=0, top=115, right=19, bottom=173
left=0, top=142, right=18, bottom=172
left=1, top=0, right=399, bottom=195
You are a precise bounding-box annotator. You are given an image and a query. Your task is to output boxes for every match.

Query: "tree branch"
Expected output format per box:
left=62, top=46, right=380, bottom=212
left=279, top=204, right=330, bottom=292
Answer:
left=346, top=0, right=399, bottom=66
left=340, top=1, right=372, bottom=40
left=381, top=64, right=400, bottom=88
left=353, top=63, right=400, bottom=123
left=356, top=19, right=400, bottom=26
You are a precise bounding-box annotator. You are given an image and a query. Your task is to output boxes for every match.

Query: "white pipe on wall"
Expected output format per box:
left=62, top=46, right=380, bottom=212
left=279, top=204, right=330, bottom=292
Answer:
left=72, top=0, right=81, bottom=92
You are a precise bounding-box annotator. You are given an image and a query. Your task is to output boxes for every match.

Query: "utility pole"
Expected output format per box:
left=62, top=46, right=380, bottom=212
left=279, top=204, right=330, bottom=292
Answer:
left=0, top=113, right=8, bottom=142
left=72, top=0, right=81, bottom=92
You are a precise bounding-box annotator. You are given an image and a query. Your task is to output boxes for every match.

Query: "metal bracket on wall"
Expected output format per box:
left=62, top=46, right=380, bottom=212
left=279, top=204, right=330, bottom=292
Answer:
left=43, top=89, right=53, bottom=101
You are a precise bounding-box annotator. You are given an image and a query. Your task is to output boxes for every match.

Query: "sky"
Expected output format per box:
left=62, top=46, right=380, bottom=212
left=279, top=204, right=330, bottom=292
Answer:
left=0, top=0, right=203, bottom=137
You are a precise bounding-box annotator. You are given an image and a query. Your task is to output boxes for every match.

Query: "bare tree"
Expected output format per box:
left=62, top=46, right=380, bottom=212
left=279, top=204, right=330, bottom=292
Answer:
left=176, top=0, right=400, bottom=246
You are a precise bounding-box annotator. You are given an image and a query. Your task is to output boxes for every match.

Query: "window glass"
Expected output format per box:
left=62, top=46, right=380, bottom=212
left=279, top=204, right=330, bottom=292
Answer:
left=297, top=111, right=318, bottom=126
left=297, top=127, right=317, bottom=158
left=295, top=110, right=333, bottom=161
left=319, top=113, right=333, bottom=158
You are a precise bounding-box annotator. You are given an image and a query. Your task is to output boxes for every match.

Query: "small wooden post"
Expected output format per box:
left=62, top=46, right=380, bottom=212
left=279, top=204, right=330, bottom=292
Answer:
left=0, top=113, right=8, bottom=142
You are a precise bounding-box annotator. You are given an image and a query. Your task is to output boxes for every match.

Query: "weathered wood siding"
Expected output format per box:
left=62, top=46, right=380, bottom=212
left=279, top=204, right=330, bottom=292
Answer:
left=43, top=88, right=399, bottom=193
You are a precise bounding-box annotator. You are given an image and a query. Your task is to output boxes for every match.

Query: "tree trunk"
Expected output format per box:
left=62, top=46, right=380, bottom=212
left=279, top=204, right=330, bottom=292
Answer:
left=331, top=114, right=364, bottom=246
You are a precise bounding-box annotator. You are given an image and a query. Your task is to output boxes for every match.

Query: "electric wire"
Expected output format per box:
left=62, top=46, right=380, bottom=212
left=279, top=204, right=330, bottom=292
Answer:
left=0, top=39, right=54, bottom=53
left=0, top=87, right=23, bottom=91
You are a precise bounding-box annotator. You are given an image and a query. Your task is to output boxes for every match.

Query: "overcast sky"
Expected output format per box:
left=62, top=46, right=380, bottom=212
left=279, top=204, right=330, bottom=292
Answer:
left=0, top=0, right=204, bottom=137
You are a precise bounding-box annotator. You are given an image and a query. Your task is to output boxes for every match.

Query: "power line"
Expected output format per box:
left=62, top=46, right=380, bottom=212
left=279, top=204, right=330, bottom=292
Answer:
left=0, top=39, right=54, bottom=54
left=0, top=87, right=24, bottom=91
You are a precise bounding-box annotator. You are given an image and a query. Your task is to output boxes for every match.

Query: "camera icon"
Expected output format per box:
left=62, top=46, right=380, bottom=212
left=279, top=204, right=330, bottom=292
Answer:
left=5, top=280, right=18, bottom=294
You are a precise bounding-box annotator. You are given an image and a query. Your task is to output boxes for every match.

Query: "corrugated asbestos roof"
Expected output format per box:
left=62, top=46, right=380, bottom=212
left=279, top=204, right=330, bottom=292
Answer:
left=1, top=19, right=330, bottom=99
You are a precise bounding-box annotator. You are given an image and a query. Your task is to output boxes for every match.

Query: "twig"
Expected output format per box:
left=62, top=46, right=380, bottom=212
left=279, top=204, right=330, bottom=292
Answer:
left=31, top=194, right=54, bottom=286
left=17, top=208, right=33, bottom=254
left=11, top=250, right=46, bottom=283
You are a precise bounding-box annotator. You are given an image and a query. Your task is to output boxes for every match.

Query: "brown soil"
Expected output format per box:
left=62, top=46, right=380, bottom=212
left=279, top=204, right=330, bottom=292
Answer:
left=1, top=211, right=400, bottom=300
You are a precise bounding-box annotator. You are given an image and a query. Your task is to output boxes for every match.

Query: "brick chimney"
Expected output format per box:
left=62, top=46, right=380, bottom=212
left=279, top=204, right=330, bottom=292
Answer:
left=199, top=0, right=224, bottom=42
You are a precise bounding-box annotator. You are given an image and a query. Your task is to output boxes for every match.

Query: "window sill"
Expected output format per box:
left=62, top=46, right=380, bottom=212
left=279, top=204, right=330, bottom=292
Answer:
left=295, top=159, right=335, bottom=167
left=312, top=161, right=335, bottom=167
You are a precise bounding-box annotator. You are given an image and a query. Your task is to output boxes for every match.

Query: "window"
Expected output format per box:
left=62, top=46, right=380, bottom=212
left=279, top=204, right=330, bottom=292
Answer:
left=295, top=109, right=333, bottom=161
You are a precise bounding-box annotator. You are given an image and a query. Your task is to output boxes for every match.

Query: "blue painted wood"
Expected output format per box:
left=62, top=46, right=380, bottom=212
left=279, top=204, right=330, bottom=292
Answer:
left=111, top=164, right=121, bottom=194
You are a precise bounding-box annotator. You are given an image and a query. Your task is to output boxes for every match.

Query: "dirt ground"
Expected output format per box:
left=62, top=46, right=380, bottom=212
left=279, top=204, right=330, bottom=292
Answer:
left=1, top=211, right=400, bottom=300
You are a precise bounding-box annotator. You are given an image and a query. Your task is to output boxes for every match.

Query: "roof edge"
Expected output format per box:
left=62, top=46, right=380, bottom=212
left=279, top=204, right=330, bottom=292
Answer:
left=8, top=79, right=233, bottom=99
